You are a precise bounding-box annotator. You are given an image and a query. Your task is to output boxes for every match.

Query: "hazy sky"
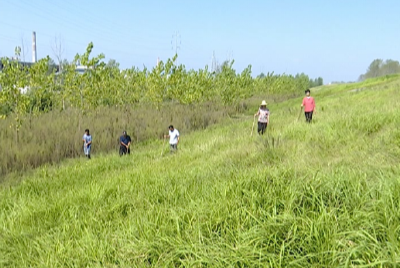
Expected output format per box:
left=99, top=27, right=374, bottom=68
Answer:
left=1, top=0, right=399, bottom=82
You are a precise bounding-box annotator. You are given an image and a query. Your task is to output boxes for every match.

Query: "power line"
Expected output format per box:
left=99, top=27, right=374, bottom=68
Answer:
left=18, top=0, right=170, bottom=46
left=0, top=33, right=21, bottom=43
left=5, top=0, right=169, bottom=51
left=0, top=19, right=171, bottom=62
left=47, top=1, right=170, bottom=43
left=1, top=2, right=203, bottom=67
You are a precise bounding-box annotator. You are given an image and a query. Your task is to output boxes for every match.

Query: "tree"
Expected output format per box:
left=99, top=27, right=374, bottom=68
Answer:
left=366, top=59, right=383, bottom=78
left=257, top=72, right=266, bottom=79
left=106, top=59, right=119, bottom=69
left=381, top=59, right=400, bottom=76
left=60, top=59, right=69, bottom=71
left=52, top=35, right=65, bottom=71
left=0, top=48, right=30, bottom=143
left=214, top=60, right=230, bottom=75
left=309, top=77, right=324, bottom=87
left=29, top=56, right=55, bottom=114
left=359, top=59, right=400, bottom=81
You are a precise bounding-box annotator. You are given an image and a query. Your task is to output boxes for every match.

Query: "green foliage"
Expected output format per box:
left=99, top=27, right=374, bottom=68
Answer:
left=0, top=76, right=400, bottom=266
left=1, top=42, right=320, bottom=114
left=0, top=55, right=30, bottom=141
left=28, top=56, right=56, bottom=114
left=0, top=101, right=242, bottom=176
left=359, top=58, right=400, bottom=81
left=309, top=76, right=324, bottom=87
left=0, top=42, right=322, bottom=172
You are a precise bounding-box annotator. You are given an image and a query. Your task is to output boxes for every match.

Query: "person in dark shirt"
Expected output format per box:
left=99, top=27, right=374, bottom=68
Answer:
left=119, top=130, right=131, bottom=156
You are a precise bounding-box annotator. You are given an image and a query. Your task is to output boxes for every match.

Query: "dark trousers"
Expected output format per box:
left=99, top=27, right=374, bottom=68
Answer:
left=258, top=122, right=268, bottom=135
left=119, top=146, right=130, bottom=156
left=305, top=111, right=313, bottom=123
left=170, top=144, right=178, bottom=152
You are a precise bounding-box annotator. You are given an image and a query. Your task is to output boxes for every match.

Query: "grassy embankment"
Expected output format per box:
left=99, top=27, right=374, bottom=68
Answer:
left=0, top=102, right=246, bottom=176
left=1, top=75, right=400, bottom=267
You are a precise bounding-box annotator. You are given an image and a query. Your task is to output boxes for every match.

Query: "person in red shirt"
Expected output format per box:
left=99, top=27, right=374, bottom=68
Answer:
left=301, top=89, right=316, bottom=123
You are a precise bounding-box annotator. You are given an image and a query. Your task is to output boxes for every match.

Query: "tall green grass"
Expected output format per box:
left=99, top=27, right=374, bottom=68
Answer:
left=0, top=101, right=247, bottom=177
left=1, top=75, right=400, bottom=267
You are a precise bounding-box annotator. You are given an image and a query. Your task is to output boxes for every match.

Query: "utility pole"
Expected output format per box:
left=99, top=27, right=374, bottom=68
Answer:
left=32, top=31, right=37, bottom=63
left=171, top=31, right=181, bottom=55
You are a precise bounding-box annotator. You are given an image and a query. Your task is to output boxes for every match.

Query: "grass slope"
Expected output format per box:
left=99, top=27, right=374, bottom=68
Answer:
left=1, top=75, right=400, bottom=267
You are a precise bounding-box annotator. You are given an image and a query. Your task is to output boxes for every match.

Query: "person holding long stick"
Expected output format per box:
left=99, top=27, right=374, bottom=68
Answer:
left=301, top=89, right=316, bottom=123
left=254, top=100, right=270, bottom=135
left=251, top=116, right=256, bottom=136
left=160, top=136, right=166, bottom=156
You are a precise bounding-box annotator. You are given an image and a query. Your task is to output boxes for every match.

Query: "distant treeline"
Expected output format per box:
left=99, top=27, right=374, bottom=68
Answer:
left=258, top=72, right=323, bottom=88
left=359, top=59, right=400, bottom=81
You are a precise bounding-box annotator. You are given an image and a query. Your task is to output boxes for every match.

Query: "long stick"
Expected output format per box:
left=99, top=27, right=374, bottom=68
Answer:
left=251, top=117, right=256, bottom=136
left=297, top=107, right=302, bottom=121
left=161, top=137, right=166, bottom=156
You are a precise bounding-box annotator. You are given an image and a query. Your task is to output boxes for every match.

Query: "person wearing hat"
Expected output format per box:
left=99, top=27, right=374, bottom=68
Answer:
left=254, top=100, right=270, bottom=135
left=301, top=89, right=316, bottom=123
left=119, top=130, right=131, bottom=156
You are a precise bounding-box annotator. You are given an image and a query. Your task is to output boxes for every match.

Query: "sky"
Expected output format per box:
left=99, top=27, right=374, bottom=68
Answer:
left=1, top=0, right=399, bottom=83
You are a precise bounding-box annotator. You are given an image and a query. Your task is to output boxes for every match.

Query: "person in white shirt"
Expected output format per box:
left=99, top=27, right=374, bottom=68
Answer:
left=164, top=125, right=180, bottom=152
left=254, top=100, right=270, bottom=135
left=82, top=129, right=92, bottom=159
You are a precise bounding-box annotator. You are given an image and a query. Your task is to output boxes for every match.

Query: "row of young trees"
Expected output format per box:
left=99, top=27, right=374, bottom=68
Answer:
left=0, top=43, right=320, bottom=131
left=258, top=72, right=323, bottom=88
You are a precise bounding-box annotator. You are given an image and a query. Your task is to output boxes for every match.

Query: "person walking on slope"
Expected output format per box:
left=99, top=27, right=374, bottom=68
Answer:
left=164, top=125, right=180, bottom=153
left=254, top=100, right=270, bottom=135
left=82, top=129, right=92, bottom=159
left=301, top=89, right=316, bottom=123
left=119, top=130, right=131, bottom=156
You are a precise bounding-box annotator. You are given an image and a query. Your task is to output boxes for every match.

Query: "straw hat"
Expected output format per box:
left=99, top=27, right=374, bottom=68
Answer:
left=261, top=100, right=267, bottom=106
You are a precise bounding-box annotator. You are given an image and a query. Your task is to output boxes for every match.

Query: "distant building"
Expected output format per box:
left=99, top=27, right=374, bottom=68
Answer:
left=74, top=65, right=91, bottom=74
